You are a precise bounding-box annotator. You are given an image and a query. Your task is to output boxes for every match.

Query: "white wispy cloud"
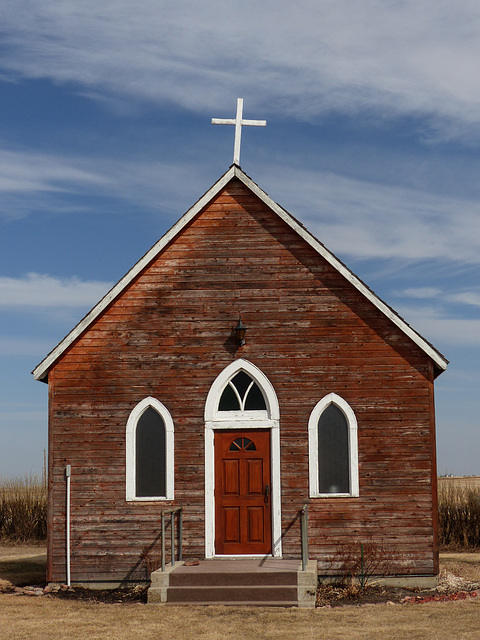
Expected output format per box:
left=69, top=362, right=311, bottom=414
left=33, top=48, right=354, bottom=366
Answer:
left=0, top=337, right=54, bottom=357
left=0, top=148, right=115, bottom=219
left=3, top=143, right=480, bottom=266
left=2, top=2, right=480, bottom=136
left=402, top=288, right=443, bottom=299
left=0, top=273, right=112, bottom=308
left=0, top=146, right=213, bottom=220
left=0, top=149, right=107, bottom=194
left=398, top=287, right=480, bottom=308
left=397, top=308, right=480, bottom=347
left=264, top=166, right=480, bottom=264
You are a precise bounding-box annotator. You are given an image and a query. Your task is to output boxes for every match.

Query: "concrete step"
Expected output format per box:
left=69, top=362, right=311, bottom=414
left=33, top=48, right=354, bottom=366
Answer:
left=169, top=570, right=297, bottom=587
left=166, top=600, right=300, bottom=607
left=166, top=584, right=298, bottom=604
left=148, top=559, right=318, bottom=608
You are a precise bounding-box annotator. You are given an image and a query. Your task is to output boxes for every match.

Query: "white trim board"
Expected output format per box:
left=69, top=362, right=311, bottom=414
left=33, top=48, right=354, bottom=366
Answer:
left=204, top=359, right=282, bottom=559
left=125, top=397, right=174, bottom=501
left=308, top=393, right=359, bottom=498
left=32, top=164, right=448, bottom=381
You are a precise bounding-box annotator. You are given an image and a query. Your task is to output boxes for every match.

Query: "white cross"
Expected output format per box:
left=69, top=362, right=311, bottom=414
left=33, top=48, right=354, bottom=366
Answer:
left=212, top=98, right=266, bottom=166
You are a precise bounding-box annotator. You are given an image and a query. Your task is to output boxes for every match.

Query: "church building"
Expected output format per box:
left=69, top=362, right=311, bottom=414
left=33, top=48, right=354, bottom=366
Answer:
left=33, top=102, right=447, bottom=601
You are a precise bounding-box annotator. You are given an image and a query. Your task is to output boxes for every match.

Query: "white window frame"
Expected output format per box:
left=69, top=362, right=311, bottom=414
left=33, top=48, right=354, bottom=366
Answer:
left=308, top=393, right=359, bottom=498
left=126, top=397, right=174, bottom=501
left=204, top=359, right=282, bottom=558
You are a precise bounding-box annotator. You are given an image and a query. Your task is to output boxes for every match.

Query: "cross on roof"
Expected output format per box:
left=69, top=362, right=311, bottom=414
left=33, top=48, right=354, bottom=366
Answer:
left=212, top=98, right=266, bottom=166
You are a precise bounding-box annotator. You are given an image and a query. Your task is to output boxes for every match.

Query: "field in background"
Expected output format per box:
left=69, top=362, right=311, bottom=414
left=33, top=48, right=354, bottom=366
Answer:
left=0, top=475, right=47, bottom=542
left=438, top=477, right=480, bottom=549
left=438, top=476, right=480, bottom=490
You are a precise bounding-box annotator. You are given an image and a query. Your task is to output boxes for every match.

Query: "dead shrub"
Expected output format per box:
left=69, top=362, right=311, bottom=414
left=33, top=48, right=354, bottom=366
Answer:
left=332, top=540, right=395, bottom=588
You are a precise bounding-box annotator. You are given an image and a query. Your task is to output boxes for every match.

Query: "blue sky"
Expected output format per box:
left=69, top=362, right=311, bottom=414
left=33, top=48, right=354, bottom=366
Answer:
left=0, top=1, right=479, bottom=478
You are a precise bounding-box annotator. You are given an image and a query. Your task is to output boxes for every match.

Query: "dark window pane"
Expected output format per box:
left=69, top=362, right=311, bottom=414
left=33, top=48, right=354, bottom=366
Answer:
left=231, top=371, right=252, bottom=398
left=244, top=382, right=267, bottom=410
left=244, top=438, right=256, bottom=451
left=229, top=437, right=256, bottom=451
left=318, top=404, right=350, bottom=493
left=219, top=384, right=240, bottom=411
left=230, top=437, right=243, bottom=451
left=136, top=407, right=166, bottom=497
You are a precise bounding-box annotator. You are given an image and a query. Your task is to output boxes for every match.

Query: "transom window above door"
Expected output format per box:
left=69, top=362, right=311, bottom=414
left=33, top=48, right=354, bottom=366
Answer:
left=218, top=371, right=267, bottom=411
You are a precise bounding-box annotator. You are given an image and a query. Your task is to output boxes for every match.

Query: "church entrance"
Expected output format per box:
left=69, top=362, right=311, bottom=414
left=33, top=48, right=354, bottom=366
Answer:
left=214, top=429, right=272, bottom=555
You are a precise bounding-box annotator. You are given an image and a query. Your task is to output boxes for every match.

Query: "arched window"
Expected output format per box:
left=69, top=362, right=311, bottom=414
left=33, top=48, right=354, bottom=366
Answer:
left=308, top=393, right=359, bottom=498
left=126, top=397, right=174, bottom=501
left=218, top=370, right=267, bottom=412
left=205, top=359, right=277, bottom=422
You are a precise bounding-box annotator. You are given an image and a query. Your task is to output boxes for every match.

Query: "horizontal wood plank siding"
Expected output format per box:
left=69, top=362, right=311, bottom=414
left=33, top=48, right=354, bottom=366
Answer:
left=47, top=179, right=437, bottom=582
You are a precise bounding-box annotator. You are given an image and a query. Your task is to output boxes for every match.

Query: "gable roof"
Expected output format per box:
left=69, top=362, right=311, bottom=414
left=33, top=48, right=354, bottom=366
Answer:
left=32, top=164, right=448, bottom=382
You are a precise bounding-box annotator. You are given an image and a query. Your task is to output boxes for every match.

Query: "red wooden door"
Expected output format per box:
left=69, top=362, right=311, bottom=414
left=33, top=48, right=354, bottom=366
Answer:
left=214, top=430, right=272, bottom=555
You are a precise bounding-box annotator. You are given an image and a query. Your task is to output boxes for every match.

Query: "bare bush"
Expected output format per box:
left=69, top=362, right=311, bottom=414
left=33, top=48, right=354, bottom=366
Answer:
left=332, top=540, right=395, bottom=588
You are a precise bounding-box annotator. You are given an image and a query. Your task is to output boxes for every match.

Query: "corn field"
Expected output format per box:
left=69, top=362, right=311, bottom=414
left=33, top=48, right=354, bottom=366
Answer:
left=438, top=478, right=480, bottom=549
left=0, top=474, right=47, bottom=542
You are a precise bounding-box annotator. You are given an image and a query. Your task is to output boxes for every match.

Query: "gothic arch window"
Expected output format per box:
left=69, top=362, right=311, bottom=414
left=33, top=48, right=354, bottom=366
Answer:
left=205, top=359, right=278, bottom=422
left=126, top=397, right=174, bottom=501
left=218, top=370, right=267, bottom=412
left=308, top=393, right=359, bottom=498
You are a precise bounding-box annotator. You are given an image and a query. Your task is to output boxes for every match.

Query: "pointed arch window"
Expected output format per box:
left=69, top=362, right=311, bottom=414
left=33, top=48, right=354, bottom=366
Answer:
left=308, top=393, right=359, bottom=498
left=218, top=371, right=267, bottom=412
left=126, top=398, right=174, bottom=501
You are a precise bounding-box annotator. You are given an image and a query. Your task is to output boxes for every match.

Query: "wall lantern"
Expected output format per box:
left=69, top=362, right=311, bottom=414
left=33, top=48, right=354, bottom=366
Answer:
left=234, top=316, right=247, bottom=346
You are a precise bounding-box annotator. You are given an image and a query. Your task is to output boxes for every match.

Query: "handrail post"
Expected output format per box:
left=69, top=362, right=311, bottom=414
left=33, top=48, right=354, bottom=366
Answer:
left=161, top=512, right=166, bottom=572
left=179, top=508, right=183, bottom=561
left=301, top=504, right=309, bottom=571
left=171, top=511, right=175, bottom=566
left=158, top=507, right=183, bottom=572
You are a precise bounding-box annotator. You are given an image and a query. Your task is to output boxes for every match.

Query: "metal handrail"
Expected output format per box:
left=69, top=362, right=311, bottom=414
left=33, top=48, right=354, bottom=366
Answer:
left=160, top=507, right=183, bottom=571
left=300, top=504, right=309, bottom=571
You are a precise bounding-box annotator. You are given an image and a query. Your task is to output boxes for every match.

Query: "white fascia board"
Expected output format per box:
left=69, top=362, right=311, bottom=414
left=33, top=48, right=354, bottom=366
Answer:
left=32, top=167, right=237, bottom=381
left=233, top=167, right=448, bottom=373
left=32, top=164, right=447, bottom=381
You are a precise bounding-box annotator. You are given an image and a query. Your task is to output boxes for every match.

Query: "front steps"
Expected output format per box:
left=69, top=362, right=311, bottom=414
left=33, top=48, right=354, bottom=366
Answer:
left=148, top=558, right=317, bottom=607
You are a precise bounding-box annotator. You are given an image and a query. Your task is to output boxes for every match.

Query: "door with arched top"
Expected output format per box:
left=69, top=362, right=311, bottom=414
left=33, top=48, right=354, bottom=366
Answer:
left=214, top=429, right=272, bottom=555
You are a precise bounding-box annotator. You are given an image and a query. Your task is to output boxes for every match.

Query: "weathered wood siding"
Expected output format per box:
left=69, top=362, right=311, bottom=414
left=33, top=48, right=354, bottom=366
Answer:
left=47, top=178, right=437, bottom=583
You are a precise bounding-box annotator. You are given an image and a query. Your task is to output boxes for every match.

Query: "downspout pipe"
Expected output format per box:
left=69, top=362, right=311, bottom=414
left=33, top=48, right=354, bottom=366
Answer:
left=65, top=465, right=71, bottom=587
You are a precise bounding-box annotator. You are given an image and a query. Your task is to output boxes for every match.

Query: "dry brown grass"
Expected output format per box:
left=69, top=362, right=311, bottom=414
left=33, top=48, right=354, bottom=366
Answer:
left=440, top=552, right=480, bottom=582
left=1, top=547, right=480, bottom=640
left=438, top=477, right=480, bottom=491
left=0, top=475, right=47, bottom=542
left=0, top=548, right=46, bottom=586
left=0, top=595, right=479, bottom=640
left=438, top=478, right=480, bottom=549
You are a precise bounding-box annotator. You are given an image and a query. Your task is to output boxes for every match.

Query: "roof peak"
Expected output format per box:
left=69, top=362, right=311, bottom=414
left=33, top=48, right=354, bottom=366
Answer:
left=32, top=167, right=448, bottom=382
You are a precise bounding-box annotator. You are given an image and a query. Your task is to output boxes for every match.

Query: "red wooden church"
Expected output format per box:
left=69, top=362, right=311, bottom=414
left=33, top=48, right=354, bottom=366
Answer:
left=33, top=162, right=447, bottom=592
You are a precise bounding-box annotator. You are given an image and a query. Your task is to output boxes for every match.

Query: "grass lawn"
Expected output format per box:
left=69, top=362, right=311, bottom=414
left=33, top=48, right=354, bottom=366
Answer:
left=1, top=545, right=479, bottom=640
left=1, top=595, right=479, bottom=640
